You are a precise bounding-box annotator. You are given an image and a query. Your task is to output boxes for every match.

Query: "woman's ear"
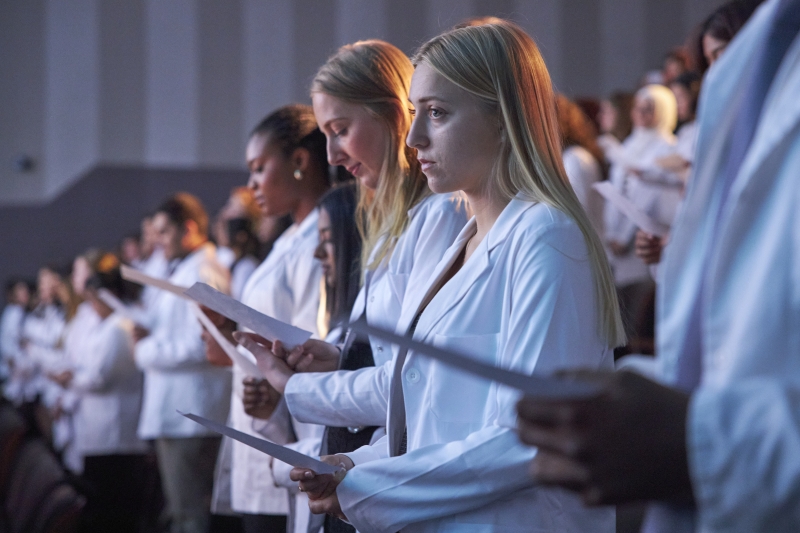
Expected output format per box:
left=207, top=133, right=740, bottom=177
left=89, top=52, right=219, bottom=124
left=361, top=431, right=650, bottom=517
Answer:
left=291, top=147, right=312, bottom=174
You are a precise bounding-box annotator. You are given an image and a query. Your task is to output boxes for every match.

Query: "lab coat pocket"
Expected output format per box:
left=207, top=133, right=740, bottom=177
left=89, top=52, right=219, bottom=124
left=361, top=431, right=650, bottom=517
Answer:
left=429, top=333, right=500, bottom=424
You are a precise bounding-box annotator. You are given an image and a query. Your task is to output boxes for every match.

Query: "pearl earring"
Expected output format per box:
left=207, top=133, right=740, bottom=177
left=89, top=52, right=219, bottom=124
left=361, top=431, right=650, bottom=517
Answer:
left=293, top=169, right=303, bottom=180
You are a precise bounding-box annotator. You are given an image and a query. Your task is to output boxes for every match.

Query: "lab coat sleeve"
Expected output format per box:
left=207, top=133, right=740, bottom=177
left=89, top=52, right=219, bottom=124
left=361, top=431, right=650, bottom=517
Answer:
left=271, top=422, right=325, bottom=490
left=135, top=297, right=207, bottom=370
left=337, top=224, right=606, bottom=533
left=689, top=379, right=800, bottom=531
left=72, top=322, right=133, bottom=393
left=284, top=361, right=391, bottom=428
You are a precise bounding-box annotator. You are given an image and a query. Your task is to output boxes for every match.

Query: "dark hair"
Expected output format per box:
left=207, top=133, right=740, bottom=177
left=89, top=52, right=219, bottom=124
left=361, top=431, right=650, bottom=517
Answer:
left=670, top=71, right=702, bottom=120
left=155, top=192, right=209, bottom=237
left=250, top=104, right=330, bottom=183
left=690, top=0, right=764, bottom=74
left=453, top=16, right=506, bottom=29
left=5, top=277, right=28, bottom=298
left=318, top=183, right=361, bottom=329
left=85, top=253, right=141, bottom=303
left=227, top=218, right=261, bottom=262
left=606, top=91, right=635, bottom=142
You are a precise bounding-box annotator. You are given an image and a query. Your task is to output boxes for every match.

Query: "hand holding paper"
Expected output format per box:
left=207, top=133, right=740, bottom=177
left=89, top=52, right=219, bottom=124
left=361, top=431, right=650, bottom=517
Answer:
left=350, top=321, right=601, bottom=399
left=185, top=283, right=312, bottom=349
left=191, top=304, right=263, bottom=378
left=234, top=332, right=295, bottom=394
left=179, top=411, right=340, bottom=475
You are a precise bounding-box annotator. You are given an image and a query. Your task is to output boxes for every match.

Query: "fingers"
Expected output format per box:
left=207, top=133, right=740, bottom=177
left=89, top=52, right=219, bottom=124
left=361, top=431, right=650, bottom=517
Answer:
left=530, top=451, right=592, bottom=492
left=233, top=331, right=272, bottom=350
left=285, top=346, right=308, bottom=368
left=272, top=340, right=288, bottom=359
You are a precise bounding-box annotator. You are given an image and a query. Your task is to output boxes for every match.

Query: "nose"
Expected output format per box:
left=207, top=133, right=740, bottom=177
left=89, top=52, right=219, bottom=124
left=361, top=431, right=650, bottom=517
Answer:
left=327, top=137, right=346, bottom=167
left=406, top=114, right=428, bottom=150
left=313, top=241, right=326, bottom=261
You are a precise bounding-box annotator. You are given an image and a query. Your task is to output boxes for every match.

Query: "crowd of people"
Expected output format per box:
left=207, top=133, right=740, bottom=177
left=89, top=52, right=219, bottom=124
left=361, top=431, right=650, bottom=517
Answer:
left=1, top=0, right=797, bottom=532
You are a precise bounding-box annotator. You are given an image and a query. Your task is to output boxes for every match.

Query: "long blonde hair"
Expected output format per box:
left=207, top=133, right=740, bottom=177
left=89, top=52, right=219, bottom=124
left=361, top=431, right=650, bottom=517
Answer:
left=414, top=22, right=625, bottom=347
left=312, top=40, right=431, bottom=270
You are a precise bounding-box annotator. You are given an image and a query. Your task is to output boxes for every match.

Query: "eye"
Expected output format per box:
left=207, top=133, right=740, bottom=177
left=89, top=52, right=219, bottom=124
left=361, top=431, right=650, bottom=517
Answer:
left=408, top=107, right=416, bottom=116
left=333, top=127, right=347, bottom=137
left=253, top=165, right=264, bottom=173
left=428, top=107, right=444, bottom=119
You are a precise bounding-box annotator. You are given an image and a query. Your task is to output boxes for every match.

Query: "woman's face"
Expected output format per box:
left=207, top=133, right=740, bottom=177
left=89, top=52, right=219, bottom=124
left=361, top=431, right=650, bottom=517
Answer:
left=246, top=133, right=299, bottom=217
left=406, top=62, right=500, bottom=196
left=598, top=100, right=618, bottom=134
left=631, top=96, right=656, bottom=129
left=312, top=92, right=388, bottom=190
left=702, top=33, right=728, bottom=67
left=37, top=268, right=59, bottom=304
left=71, top=256, right=92, bottom=297
left=670, top=83, right=692, bottom=122
left=314, top=207, right=336, bottom=287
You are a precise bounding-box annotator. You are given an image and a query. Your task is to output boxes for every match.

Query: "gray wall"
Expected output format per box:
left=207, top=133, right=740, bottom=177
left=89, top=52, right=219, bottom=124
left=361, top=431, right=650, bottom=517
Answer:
left=1, top=0, right=727, bottom=206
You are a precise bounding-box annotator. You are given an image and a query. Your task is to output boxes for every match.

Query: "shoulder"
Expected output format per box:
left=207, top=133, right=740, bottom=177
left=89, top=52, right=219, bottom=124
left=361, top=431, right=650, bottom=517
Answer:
left=411, top=192, right=471, bottom=223
left=512, top=203, right=589, bottom=262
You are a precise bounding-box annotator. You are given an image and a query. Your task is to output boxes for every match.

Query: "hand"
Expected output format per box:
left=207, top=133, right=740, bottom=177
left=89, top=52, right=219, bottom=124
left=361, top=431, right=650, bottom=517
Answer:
left=235, top=332, right=294, bottom=394
left=50, top=369, right=73, bottom=388
left=607, top=240, right=628, bottom=257
left=516, top=370, right=693, bottom=506
left=241, top=376, right=281, bottom=419
left=634, top=230, right=665, bottom=265
left=291, top=455, right=353, bottom=519
left=202, top=331, right=233, bottom=367
left=276, top=339, right=341, bottom=373
left=200, top=305, right=236, bottom=330
left=132, top=325, right=150, bottom=343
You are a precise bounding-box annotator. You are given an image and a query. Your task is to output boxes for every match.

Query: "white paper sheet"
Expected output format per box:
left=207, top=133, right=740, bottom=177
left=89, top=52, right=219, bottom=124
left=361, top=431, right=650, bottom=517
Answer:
left=593, top=181, right=670, bottom=237
left=179, top=411, right=340, bottom=474
left=189, top=303, right=264, bottom=378
left=184, top=283, right=312, bottom=350
left=120, top=265, right=190, bottom=299
left=350, top=321, right=601, bottom=399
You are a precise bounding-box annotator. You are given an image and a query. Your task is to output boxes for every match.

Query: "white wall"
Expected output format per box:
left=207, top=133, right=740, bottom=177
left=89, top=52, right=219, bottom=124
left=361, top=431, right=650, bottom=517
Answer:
left=0, top=0, right=727, bottom=205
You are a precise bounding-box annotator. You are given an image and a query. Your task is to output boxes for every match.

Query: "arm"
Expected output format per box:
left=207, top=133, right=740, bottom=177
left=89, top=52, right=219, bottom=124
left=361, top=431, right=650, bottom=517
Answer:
left=135, top=296, right=208, bottom=370
left=72, top=321, right=134, bottom=393
left=284, top=361, right=391, bottom=428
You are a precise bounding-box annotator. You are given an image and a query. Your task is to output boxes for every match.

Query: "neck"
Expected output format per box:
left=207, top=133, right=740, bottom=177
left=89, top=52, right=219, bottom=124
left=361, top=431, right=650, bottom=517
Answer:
left=463, top=187, right=509, bottom=258
left=178, top=236, right=207, bottom=260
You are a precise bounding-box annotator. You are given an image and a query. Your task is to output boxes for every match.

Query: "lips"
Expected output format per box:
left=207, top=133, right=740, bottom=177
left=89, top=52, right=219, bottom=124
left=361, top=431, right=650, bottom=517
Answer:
left=418, top=159, right=435, bottom=172
left=346, top=163, right=361, bottom=176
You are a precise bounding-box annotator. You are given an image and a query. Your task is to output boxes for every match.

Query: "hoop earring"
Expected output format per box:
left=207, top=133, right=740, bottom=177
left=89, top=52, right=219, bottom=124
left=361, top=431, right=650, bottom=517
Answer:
left=293, top=169, right=303, bottom=180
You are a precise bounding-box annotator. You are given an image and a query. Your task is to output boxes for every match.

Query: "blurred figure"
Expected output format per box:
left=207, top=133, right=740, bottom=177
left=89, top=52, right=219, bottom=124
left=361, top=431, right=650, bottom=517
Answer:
left=690, top=0, right=765, bottom=73
left=138, top=214, right=170, bottom=313
left=120, top=233, right=143, bottom=267
left=662, top=47, right=691, bottom=85
left=1, top=278, right=32, bottom=386
left=226, top=218, right=260, bottom=301
left=556, top=94, right=606, bottom=236
left=213, top=186, right=261, bottom=270
left=597, top=91, right=635, bottom=161
left=134, top=193, right=230, bottom=533
left=69, top=253, right=148, bottom=533
left=603, top=85, right=680, bottom=342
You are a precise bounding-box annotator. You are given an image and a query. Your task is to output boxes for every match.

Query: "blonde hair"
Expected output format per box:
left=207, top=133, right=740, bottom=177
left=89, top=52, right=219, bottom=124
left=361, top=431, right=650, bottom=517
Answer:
left=312, top=40, right=430, bottom=270
left=414, top=22, right=625, bottom=347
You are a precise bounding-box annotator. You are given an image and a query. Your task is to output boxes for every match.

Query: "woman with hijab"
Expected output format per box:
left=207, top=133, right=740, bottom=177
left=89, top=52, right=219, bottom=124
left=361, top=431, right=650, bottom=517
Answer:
left=603, top=84, right=680, bottom=340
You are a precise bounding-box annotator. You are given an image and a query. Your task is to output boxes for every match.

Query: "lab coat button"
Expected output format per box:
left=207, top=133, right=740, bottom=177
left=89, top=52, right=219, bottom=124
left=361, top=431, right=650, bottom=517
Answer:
left=377, top=346, right=383, bottom=353
left=406, top=369, right=420, bottom=383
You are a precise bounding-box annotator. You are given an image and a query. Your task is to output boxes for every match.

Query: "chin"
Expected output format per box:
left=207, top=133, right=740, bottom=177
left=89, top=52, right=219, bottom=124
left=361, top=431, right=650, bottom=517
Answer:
left=426, top=176, right=457, bottom=195
left=359, top=174, right=379, bottom=191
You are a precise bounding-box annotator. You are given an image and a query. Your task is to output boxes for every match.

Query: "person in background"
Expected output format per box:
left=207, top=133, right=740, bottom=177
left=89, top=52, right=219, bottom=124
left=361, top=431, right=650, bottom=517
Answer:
left=690, top=0, right=765, bottom=74
left=226, top=218, right=260, bottom=301
left=603, top=85, right=679, bottom=343
left=213, top=186, right=262, bottom=271
left=596, top=91, right=635, bottom=162
left=134, top=193, right=230, bottom=533
left=60, top=253, right=148, bottom=532
left=137, top=213, right=170, bottom=314
left=662, top=47, right=691, bottom=85
left=120, top=233, right=143, bottom=267
left=1, top=278, right=32, bottom=389
left=557, top=94, right=606, bottom=236
left=47, top=251, right=103, bottom=473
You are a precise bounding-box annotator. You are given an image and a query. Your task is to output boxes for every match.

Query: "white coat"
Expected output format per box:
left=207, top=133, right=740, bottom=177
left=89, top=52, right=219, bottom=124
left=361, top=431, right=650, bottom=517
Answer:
left=337, top=197, right=615, bottom=533
left=227, top=210, right=322, bottom=516
left=284, top=193, right=470, bottom=430
left=563, top=145, right=605, bottom=237
left=655, top=2, right=800, bottom=531
left=604, top=128, right=679, bottom=286
left=72, top=312, right=148, bottom=460
left=19, top=304, right=66, bottom=405
left=135, top=243, right=231, bottom=439
left=1, top=304, right=26, bottom=399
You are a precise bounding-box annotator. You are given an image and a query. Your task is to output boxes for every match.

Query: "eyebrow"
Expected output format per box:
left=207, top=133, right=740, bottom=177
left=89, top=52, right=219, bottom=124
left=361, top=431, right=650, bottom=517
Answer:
left=409, top=96, right=448, bottom=104
left=321, top=117, right=347, bottom=129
